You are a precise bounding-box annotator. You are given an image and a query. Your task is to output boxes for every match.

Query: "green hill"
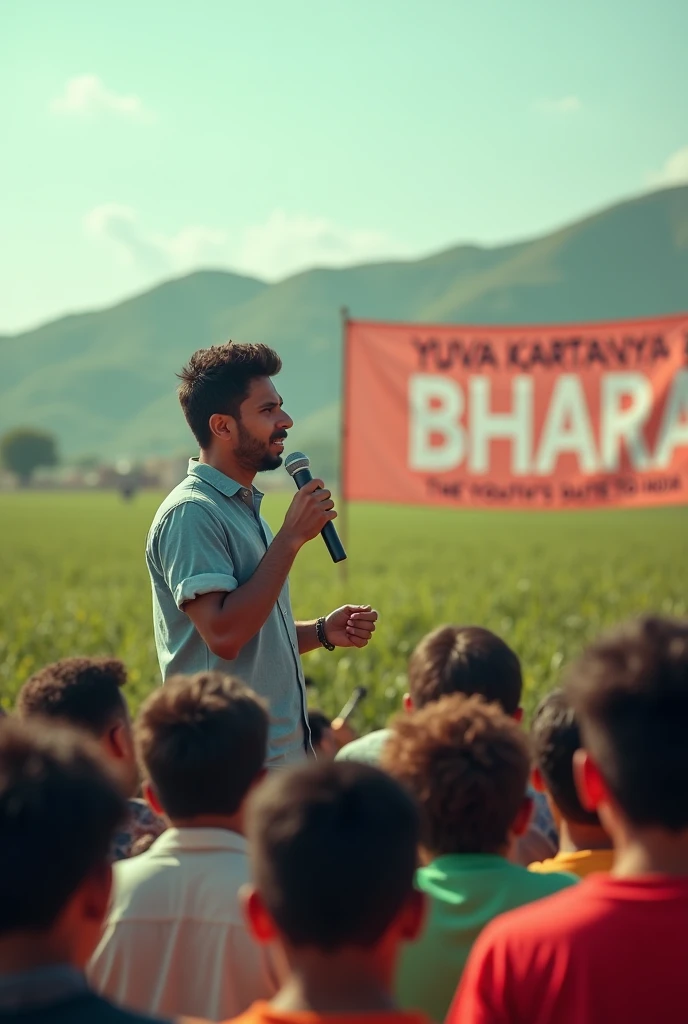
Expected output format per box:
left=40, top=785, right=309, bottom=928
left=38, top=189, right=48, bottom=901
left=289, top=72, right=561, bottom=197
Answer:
left=1, top=185, right=687, bottom=472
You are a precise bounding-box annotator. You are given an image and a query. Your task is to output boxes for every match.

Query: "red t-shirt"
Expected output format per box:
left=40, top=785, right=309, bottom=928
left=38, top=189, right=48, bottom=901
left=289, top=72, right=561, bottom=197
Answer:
left=448, top=873, right=688, bottom=1024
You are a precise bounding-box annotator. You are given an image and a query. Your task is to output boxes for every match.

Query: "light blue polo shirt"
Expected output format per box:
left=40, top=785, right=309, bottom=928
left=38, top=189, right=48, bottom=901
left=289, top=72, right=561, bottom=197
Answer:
left=145, top=459, right=309, bottom=766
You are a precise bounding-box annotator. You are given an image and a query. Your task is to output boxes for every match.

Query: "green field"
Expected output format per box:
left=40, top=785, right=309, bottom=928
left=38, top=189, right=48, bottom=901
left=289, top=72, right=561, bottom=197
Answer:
left=0, top=492, right=686, bottom=726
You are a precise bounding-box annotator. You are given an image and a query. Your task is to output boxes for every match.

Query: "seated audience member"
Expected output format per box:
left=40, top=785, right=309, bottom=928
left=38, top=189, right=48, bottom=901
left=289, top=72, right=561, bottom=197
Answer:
left=89, top=672, right=278, bottom=1022
left=307, top=710, right=339, bottom=759
left=382, top=694, right=575, bottom=1022
left=15, top=657, right=165, bottom=860
left=449, top=616, right=688, bottom=1024
left=0, top=717, right=170, bottom=1023
left=337, top=625, right=558, bottom=862
left=224, top=761, right=430, bottom=1024
left=529, top=688, right=613, bottom=878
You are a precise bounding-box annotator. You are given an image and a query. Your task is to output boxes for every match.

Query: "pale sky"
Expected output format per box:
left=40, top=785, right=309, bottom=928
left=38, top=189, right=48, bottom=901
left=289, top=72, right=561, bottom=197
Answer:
left=2, top=0, right=687, bottom=333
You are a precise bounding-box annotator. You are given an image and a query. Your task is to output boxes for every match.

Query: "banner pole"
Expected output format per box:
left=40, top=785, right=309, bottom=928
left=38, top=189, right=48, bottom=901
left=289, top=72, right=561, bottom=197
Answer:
left=339, top=306, right=350, bottom=586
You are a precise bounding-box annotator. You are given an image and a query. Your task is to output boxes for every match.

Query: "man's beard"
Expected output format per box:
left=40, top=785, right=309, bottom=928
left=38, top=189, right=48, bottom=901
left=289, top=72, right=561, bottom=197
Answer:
left=235, top=420, right=285, bottom=473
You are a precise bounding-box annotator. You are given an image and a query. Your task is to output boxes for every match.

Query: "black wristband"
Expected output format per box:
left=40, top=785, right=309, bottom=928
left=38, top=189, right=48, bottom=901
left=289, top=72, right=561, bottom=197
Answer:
left=316, top=617, right=335, bottom=651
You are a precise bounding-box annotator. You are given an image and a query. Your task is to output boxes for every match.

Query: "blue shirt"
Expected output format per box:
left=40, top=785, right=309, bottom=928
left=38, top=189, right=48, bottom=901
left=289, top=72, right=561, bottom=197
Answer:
left=146, top=459, right=309, bottom=766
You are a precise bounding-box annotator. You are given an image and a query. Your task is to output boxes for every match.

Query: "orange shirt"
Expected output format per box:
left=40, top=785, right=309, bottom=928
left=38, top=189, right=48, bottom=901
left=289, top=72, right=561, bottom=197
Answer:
left=528, top=848, right=614, bottom=879
left=225, top=1001, right=429, bottom=1024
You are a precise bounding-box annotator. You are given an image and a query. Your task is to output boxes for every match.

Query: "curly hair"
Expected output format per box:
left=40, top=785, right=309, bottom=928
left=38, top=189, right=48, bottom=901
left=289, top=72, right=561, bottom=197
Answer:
left=177, top=341, right=281, bottom=448
left=382, top=693, right=531, bottom=856
left=16, top=657, right=128, bottom=737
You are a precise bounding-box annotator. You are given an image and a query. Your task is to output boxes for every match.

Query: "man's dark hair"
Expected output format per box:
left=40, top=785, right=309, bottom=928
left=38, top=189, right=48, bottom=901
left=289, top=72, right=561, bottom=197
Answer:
left=307, top=709, right=331, bottom=749
left=408, top=625, right=522, bottom=715
left=247, top=761, right=419, bottom=952
left=136, top=672, right=268, bottom=819
left=177, top=342, right=282, bottom=448
left=565, top=615, right=688, bottom=831
left=383, top=694, right=530, bottom=856
left=0, top=718, right=125, bottom=935
left=16, top=657, right=129, bottom=737
left=531, top=689, right=599, bottom=827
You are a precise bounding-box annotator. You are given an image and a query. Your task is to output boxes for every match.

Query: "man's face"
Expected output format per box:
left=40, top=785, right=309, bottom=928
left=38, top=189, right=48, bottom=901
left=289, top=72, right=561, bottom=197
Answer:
left=233, top=377, right=294, bottom=473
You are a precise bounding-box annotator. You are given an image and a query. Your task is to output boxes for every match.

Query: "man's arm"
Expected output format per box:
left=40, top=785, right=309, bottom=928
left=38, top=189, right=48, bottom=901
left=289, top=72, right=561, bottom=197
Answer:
left=297, top=606, right=379, bottom=654
left=184, top=479, right=336, bottom=661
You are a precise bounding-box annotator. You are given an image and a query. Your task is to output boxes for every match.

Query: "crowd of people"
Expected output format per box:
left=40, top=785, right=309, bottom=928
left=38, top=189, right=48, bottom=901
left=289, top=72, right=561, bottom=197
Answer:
left=3, top=342, right=687, bottom=1023
left=2, top=613, right=688, bottom=1024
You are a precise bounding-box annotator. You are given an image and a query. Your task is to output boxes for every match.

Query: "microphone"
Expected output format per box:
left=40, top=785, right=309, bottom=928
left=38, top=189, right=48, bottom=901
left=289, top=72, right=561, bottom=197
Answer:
left=284, top=451, right=347, bottom=563
left=336, top=686, right=367, bottom=724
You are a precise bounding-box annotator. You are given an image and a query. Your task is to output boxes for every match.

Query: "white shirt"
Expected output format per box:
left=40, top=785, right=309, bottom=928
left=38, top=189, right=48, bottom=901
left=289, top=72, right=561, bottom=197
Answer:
left=89, top=827, right=277, bottom=1021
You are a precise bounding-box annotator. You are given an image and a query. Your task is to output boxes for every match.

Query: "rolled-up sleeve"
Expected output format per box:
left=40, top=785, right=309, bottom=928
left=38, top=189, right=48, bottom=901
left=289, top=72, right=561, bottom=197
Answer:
left=155, top=502, right=239, bottom=609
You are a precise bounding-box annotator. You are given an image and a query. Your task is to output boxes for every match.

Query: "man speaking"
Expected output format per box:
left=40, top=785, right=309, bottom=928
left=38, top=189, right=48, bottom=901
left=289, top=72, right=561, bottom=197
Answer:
left=146, top=341, right=377, bottom=766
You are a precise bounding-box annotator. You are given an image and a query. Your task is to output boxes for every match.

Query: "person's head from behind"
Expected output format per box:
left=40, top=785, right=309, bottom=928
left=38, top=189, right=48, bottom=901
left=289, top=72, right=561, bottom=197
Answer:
left=406, top=625, right=523, bottom=719
left=0, top=719, right=125, bottom=970
left=565, top=616, right=688, bottom=846
left=383, top=693, right=532, bottom=859
left=244, top=762, right=423, bottom=983
left=16, top=657, right=138, bottom=798
left=307, top=709, right=338, bottom=759
left=135, top=671, right=268, bottom=827
left=177, top=341, right=291, bottom=473
left=531, top=688, right=609, bottom=843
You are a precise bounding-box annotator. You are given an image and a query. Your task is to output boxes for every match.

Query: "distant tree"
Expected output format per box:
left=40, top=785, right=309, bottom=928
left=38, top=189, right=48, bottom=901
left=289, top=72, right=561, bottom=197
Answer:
left=0, top=428, right=59, bottom=485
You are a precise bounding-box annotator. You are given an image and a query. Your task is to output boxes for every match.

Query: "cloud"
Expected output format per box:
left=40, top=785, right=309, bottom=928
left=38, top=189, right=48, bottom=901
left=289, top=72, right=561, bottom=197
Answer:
left=84, top=204, right=227, bottom=273
left=648, top=145, right=688, bottom=187
left=535, top=96, right=582, bottom=114
left=50, top=75, right=153, bottom=120
left=85, top=204, right=406, bottom=283
left=236, top=209, right=405, bottom=280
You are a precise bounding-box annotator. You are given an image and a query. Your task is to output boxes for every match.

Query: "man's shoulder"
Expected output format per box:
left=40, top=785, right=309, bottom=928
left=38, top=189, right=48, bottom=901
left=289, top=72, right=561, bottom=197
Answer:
left=148, top=478, right=225, bottom=537
left=478, top=874, right=598, bottom=950
left=111, top=835, right=250, bottom=918
left=61, top=991, right=171, bottom=1023
left=519, top=863, right=579, bottom=896
left=335, top=728, right=393, bottom=767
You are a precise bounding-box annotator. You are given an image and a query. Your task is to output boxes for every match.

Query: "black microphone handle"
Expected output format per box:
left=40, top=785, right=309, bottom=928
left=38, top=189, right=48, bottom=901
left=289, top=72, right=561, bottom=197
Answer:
left=291, top=467, right=347, bottom=563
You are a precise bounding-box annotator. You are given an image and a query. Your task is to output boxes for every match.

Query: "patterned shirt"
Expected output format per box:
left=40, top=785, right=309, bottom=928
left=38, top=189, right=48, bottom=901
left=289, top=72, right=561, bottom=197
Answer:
left=111, top=799, right=166, bottom=862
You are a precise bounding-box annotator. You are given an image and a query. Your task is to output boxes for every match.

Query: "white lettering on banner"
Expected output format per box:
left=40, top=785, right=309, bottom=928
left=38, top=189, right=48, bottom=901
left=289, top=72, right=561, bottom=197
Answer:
left=600, top=373, right=652, bottom=471
left=654, top=370, right=688, bottom=468
left=470, top=377, right=533, bottom=474
left=408, top=371, right=688, bottom=475
left=534, top=375, right=599, bottom=474
left=409, top=374, right=465, bottom=471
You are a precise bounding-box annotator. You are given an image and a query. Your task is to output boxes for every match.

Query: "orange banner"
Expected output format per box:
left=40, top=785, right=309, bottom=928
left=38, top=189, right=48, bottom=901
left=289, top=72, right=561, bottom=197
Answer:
left=343, top=314, right=688, bottom=509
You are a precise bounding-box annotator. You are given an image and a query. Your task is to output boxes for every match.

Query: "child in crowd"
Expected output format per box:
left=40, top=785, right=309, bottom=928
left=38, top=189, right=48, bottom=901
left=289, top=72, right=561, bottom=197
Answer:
left=0, top=718, right=170, bottom=1024
left=223, top=761, right=430, bottom=1024
left=15, top=657, right=165, bottom=860
left=382, top=694, right=575, bottom=1022
left=529, top=688, right=613, bottom=878
left=449, top=616, right=688, bottom=1024
left=89, top=672, right=277, bottom=1022
left=337, top=625, right=558, bottom=864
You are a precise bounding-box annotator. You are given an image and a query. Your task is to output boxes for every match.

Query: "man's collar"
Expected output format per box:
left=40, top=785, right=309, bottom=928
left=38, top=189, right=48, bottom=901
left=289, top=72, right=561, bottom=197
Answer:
left=187, top=458, right=264, bottom=500
left=145, top=825, right=248, bottom=856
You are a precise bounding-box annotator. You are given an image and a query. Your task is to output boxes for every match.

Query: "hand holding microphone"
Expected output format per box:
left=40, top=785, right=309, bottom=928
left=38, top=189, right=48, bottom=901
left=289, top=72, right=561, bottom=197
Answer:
left=284, top=451, right=347, bottom=562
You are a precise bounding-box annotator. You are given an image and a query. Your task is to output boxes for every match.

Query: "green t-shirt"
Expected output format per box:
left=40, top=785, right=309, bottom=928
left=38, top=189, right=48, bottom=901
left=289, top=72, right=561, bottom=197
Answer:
left=396, top=853, right=577, bottom=1022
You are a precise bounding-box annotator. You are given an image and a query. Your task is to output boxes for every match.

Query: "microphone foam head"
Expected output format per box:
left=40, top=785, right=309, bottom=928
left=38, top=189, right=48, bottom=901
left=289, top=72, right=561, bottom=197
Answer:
left=285, top=451, right=310, bottom=477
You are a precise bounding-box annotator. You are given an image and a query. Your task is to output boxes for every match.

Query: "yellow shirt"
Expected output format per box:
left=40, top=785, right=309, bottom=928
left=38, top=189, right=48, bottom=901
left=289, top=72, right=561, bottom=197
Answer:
left=529, top=848, right=614, bottom=878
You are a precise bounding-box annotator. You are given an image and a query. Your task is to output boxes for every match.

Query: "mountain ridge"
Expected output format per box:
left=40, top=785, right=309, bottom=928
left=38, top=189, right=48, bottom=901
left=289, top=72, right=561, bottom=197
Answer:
left=1, top=185, right=687, bottom=474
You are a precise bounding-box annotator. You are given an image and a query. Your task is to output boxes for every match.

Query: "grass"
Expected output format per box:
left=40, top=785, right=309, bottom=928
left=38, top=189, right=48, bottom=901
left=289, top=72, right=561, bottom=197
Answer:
left=0, top=492, right=686, bottom=728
